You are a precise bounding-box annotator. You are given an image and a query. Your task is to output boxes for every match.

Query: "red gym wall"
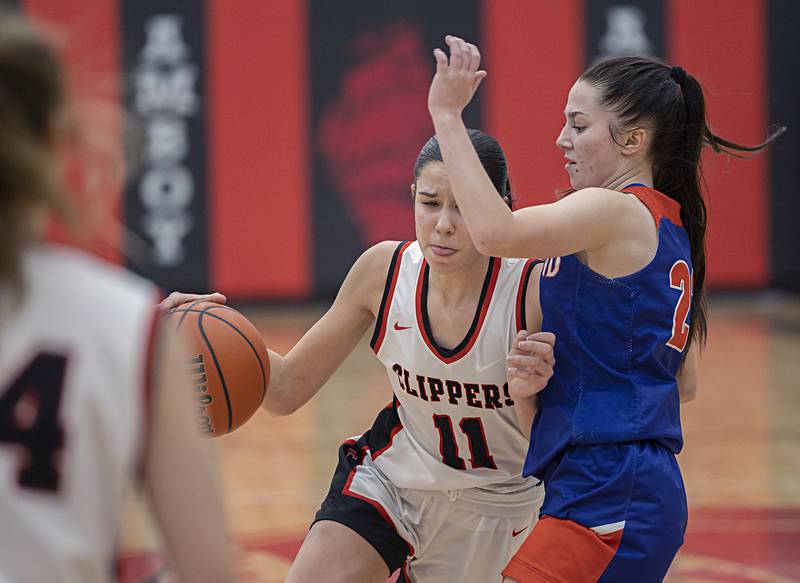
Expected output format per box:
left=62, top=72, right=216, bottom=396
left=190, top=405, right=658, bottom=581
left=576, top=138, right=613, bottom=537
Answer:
left=17, top=0, right=800, bottom=298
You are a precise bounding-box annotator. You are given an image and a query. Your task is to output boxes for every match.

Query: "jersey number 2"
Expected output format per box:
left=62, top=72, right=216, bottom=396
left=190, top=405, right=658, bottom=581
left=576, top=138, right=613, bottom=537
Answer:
left=667, top=260, right=692, bottom=352
left=433, top=415, right=497, bottom=470
left=0, top=353, right=67, bottom=492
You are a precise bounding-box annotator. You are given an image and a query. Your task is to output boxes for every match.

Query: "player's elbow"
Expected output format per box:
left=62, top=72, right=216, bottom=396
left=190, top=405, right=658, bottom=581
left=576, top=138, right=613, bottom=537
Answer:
left=678, top=374, right=698, bottom=404
left=472, top=226, right=513, bottom=257
left=261, top=395, right=300, bottom=416
left=679, top=382, right=698, bottom=404
left=677, top=352, right=700, bottom=404
left=261, top=372, right=313, bottom=416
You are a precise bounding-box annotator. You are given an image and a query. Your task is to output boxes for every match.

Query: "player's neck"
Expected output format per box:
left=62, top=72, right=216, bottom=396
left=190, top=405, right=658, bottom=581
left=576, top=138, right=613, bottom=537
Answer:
left=426, top=256, right=490, bottom=308
left=605, top=165, right=653, bottom=192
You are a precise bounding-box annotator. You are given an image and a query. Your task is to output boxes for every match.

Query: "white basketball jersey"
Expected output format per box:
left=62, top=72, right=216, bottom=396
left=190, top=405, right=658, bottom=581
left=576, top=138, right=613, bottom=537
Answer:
left=0, top=244, right=159, bottom=583
left=368, top=241, right=539, bottom=492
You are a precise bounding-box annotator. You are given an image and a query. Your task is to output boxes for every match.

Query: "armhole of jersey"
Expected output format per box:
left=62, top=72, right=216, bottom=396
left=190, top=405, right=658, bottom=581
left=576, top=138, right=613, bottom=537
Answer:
left=515, top=259, right=540, bottom=332
left=370, top=242, right=410, bottom=354
left=137, top=295, right=163, bottom=482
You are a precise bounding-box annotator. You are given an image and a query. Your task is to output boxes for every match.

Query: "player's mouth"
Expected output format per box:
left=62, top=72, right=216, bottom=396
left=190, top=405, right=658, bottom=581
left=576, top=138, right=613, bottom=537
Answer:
left=564, top=157, right=577, bottom=170
left=431, top=244, right=456, bottom=257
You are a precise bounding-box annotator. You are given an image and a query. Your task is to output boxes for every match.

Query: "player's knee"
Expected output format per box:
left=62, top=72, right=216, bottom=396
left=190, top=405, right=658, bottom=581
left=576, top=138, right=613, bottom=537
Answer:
left=286, top=521, right=389, bottom=583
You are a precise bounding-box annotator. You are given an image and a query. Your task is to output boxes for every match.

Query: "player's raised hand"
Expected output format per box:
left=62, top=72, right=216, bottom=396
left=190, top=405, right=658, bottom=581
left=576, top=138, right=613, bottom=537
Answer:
left=159, top=291, right=227, bottom=312
left=428, top=35, right=487, bottom=118
left=507, top=331, right=556, bottom=399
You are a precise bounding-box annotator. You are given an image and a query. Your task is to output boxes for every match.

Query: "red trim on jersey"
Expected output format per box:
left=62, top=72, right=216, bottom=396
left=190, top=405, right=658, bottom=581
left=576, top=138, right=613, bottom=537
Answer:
left=371, top=242, right=412, bottom=354
left=415, top=257, right=501, bottom=364
left=342, top=459, right=415, bottom=557
left=515, top=259, right=538, bottom=332
left=624, top=185, right=683, bottom=228
left=502, top=516, right=624, bottom=582
left=137, top=299, right=162, bottom=481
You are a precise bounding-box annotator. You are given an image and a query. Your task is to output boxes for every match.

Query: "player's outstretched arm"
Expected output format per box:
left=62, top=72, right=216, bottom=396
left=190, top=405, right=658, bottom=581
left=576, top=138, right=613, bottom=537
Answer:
left=263, top=241, right=396, bottom=416
left=155, top=243, right=392, bottom=417
left=144, top=325, right=234, bottom=583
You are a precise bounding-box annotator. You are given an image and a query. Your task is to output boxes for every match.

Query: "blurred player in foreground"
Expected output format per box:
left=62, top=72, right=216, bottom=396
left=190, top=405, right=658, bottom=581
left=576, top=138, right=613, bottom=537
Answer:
left=163, top=129, right=555, bottom=583
left=0, top=10, right=232, bottom=583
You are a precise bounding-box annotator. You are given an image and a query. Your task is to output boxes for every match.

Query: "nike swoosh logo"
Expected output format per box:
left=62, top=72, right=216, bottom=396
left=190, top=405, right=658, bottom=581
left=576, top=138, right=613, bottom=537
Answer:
left=512, top=526, right=528, bottom=537
left=394, top=322, right=412, bottom=331
left=475, top=357, right=504, bottom=373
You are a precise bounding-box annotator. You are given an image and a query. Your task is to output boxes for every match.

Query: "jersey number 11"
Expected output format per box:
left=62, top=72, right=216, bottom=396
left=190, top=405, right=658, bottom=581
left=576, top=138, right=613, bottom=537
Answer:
left=433, top=414, right=497, bottom=470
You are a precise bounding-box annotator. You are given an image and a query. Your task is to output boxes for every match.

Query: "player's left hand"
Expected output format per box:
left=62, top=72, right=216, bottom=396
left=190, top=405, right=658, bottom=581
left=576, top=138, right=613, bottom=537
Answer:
left=428, top=35, right=487, bottom=118
left=507, top=331, right=556, bottom=399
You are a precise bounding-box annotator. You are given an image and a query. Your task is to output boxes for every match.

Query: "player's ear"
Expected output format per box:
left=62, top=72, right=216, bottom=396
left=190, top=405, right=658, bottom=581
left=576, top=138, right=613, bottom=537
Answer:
left=620, top=127, right=648, bottom=156
left=410, top=183, right=416, bottom=200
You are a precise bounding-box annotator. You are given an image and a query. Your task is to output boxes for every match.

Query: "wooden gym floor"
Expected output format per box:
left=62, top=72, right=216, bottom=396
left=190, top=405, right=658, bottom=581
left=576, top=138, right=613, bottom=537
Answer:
left=120, top=295, right=800, bottom=582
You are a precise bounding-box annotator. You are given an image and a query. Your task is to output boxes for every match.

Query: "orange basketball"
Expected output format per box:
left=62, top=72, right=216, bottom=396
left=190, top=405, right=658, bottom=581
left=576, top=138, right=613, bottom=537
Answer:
left=167, top=300, right=269, bottom=437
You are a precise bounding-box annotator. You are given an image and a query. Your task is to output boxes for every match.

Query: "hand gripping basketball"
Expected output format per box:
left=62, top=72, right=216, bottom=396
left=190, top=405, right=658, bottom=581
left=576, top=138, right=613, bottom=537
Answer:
left=160, top=291, right=227, bottom=312
left=165, top=296, right=269, bottom=437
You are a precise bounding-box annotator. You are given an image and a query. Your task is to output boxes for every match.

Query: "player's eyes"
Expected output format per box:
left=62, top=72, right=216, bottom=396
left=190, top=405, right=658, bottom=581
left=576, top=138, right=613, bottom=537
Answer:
left=573, top=125, right=586, bottom=132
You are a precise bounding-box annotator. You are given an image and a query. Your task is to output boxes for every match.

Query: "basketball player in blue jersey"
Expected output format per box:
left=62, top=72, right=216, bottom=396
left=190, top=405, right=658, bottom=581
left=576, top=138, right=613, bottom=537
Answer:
left=427, top=35, right=784, bottom=582
left=163, top=129, right=558, bottom=583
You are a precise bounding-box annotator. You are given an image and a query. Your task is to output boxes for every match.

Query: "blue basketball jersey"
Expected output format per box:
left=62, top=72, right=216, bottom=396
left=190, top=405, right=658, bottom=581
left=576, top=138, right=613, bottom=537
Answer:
left=524, top=185, right=693, bottom=480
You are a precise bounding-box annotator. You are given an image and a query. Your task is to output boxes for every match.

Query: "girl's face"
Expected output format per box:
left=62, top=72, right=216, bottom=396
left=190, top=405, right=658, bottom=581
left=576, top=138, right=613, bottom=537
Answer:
left=556, top=80, right=631, bottom=191
left=412, top=162, right=484, bottom=273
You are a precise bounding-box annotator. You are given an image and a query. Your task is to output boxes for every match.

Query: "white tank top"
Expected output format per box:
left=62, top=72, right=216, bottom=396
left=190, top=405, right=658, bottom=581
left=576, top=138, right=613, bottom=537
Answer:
left=0, top=244, right=159, bottom=583
left=368, top=241, right=539, bottom=492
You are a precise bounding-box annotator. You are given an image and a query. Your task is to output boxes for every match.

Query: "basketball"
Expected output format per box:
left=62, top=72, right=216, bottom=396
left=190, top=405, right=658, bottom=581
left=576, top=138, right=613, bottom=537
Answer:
left=166, top=300, right=269, bottom=437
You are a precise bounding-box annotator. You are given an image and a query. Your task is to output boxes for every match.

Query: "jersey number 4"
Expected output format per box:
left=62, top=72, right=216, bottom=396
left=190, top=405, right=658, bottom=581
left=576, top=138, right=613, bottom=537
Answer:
left=433, top=414, right=497, bottom=470
left=0, top=353, right=67, bottom=492
left=667, top=260, right=693, bottom=352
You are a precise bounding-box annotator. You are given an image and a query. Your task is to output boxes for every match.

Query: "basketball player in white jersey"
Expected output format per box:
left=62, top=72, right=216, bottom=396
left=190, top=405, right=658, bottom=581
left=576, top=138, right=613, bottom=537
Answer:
left=0, top=11, right=232, bottom=582
left=163, top=129, right=554, bottom=582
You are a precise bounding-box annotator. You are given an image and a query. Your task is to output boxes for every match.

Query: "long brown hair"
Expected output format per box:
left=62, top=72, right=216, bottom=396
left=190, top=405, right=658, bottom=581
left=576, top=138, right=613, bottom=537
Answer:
left=581, top=57, right=785, bottom=354
left=0, top=9, right=68, bottom=296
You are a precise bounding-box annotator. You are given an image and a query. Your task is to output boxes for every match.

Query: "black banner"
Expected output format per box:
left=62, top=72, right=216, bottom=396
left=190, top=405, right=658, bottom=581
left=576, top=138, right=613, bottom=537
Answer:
left=768, top=0, right=800, bottom=289
left=586, top=0, right=665, bottom=64
left=121, top=0, right=209, bottom=292
left=310, top=0, right=482, bottom=296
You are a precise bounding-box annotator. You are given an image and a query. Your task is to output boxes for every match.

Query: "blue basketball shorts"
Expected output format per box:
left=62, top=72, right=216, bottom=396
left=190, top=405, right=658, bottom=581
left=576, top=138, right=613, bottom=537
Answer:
left=503, top=440, right=688, bottom=582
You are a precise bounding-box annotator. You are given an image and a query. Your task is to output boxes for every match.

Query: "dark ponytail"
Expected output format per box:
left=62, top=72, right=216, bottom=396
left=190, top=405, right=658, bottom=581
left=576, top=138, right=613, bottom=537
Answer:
left=414, top=128, right=514, bottom=209
left=582, top=57, right=784, bottom=354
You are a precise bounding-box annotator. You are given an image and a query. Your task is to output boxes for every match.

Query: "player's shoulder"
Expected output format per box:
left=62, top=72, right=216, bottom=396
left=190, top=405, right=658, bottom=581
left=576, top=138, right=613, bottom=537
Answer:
left=565, top=187, right=635, bottom=212
left=360, top=240, right=416, bottom=263
left=359, top=240, right=404, bottom=263
left=343, top=241, right=416, bottom=310
left=353, top=240, right=418, bottom=278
